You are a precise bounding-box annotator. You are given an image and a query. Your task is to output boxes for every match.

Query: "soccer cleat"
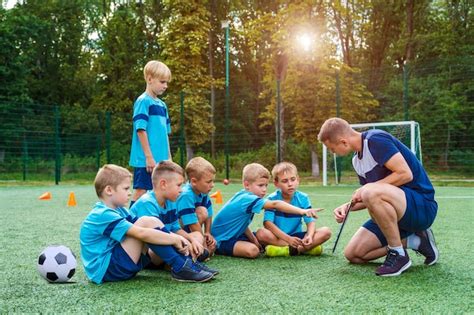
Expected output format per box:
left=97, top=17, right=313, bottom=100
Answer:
left=413, top=228, right=439, bottom=266
left=193, top=261, right=219, bottom=276
left=171, top=258, right=214, bottom=283
left=304, top=245, right=323, bottom=256
left=197, top=248, right=210, bottom=262
left=375, top=249, right=412, bottom=277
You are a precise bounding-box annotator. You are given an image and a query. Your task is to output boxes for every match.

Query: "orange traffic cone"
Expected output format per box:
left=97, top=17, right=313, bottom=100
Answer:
left=38, top=192, right=52, bottom=200
left=67, top=192, right=77, bottom=207
left=210, top=190, right=223, bottom=204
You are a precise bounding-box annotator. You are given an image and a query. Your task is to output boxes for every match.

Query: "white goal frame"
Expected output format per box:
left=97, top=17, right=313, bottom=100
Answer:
left=322, top=121, right=422, bottom=186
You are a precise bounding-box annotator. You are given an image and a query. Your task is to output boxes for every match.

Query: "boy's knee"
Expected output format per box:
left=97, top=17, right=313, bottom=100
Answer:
left=135, top=216, right=164, bottom=229
left=196, top=207, right=208, bottom=223
left=319, top=227, right=332, bottom=241
left=255, top=228, right=270, bottom=242
left=243, top=245, right=260, bottom=259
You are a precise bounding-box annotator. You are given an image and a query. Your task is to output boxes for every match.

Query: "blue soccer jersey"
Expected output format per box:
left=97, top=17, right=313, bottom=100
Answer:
left=130, top=191, right=181, bottom=232
left=80, top=202, right=136, bottom=284
left=353, top=130, right=435, bottom=198
left=264, top=190, right=314, bottom=235
left=129, top=92, right=171, bottom=167
left=211, top=189, right=267, bottom=246
left=176, top=183, right=213, bottom=227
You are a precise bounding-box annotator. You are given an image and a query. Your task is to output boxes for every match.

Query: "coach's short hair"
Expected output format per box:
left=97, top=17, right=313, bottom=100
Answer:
left=144, top=60, right=171, bottom=81
left=94, top=164, right=131, bottom=198
left=185, top=157, right=216, bottom=180
left=318, top=117, right=353, bottom=143
left=151, top=160, right=185, bottom=186
left=272, top=162, right=298, bottom=182
left=242, top=163, right=270, bottom=183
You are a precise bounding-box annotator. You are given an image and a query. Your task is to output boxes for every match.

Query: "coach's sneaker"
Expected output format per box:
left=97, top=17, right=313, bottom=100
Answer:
left=171, top=258, right=214, bottom=283
left=197, top=248, right=210, bottom=262
left=375, top=249, right=412, bottom=277
left=193, top=261, right=219, bottom=276
left=304, top=245, right=323, bottom=256
left=414, top=228, right=439, bottom=265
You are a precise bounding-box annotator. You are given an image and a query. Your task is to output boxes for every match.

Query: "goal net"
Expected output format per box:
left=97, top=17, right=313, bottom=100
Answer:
left=322, top=121, right=422, bottom=186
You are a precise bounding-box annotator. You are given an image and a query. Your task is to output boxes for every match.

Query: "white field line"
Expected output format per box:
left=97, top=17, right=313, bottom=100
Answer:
left=303, top=194, right=474, bottom=199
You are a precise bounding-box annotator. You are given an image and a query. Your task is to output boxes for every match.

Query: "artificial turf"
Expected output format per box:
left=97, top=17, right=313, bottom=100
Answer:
left=0, top=183, right=473, bottom=313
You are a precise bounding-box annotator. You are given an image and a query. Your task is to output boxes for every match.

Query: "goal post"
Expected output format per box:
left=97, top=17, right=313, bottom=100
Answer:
left=322, top=121, right=422, bottom=186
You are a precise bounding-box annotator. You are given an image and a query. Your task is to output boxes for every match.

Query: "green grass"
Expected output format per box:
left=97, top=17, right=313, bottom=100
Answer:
left=1, top=183, right=473, bottom=313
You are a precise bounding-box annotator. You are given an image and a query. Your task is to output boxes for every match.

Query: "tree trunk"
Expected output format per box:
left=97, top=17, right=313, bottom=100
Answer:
left=186, top=143, right=194, bottom=162
left=209, top=0, right=216, bottom=159
left=311, top=144, right=320, bottom=177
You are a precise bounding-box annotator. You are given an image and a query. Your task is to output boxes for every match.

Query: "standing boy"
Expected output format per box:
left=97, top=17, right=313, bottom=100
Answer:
left=130, top=161, right=217, bottom=275
left=211, top=163, right=320, bottom=259
left=176, top=157, right=217, bottom=260
left=80, top=164, right=214, bottom=284
left=256, top=162, right=331, bottom=257
left=129, top=60, right=172, bottom=207
left=318, top=118, right=439, bottom=277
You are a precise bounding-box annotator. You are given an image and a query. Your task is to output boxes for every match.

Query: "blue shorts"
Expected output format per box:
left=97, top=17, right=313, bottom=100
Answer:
left=102, top=243, right=151, bottom=283
left=363, top=187, right=438, bottom=246
left=133, top=167, right=152, bottom=190
left=216, top=232, right=257, bottom=257
left=289, top=232, right=306, bottom=238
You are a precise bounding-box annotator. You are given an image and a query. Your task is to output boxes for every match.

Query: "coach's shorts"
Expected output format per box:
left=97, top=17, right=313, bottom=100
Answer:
left=133, top=167, right=153, bottom=190
left=216, top=232, right=257, bottom=257
left=363, top=187, right=438, bottom=246
left=102, top=244, right=151, bottom=282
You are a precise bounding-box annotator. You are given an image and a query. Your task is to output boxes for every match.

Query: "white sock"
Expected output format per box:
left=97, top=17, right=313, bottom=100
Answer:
left=388, top=245, right=405, bottom=256
left=407, top=234, right=421, bottom=250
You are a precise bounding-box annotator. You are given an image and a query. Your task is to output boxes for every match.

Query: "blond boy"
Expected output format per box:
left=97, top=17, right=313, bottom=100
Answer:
left=80, top=164, right=214, bottom=284
left=211, top=163, right=320, bottom=258
left=256, top=162, right=331, bottom=256
left=176, top=157, right=217, bottom=260
left=129, top=61, right=173, bottom=207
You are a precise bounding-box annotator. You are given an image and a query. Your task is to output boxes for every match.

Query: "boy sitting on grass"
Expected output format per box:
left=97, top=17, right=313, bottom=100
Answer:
left=80, top=164, right=214, bottom=284
left=256, top=162, right=331, bottom=257
left=211, top=163, right=319, bottom=259
left=176, top=157, right=217, bottom=261
left=130, top=161, right=218, bottom=275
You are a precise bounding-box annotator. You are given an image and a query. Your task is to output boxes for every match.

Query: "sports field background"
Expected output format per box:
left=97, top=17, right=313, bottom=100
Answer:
left=1, top=183, right=473, bottom=313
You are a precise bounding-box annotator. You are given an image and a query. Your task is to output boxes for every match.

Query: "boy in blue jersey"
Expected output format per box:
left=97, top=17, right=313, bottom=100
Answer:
left=256, top=162, right=331, bottom=257
left=176, top=157, right=217, bottom=260
left=318, top=118, right=439, bottom=277
left=130, top=161, right=217, bottom=275
left=129, top=60, right=172, bottom=207
left=80, top=164, right=214, bottom=284
left=211, top=163, right=320, bottom=259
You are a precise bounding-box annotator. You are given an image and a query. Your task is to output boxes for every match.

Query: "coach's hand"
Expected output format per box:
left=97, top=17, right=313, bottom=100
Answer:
left=334, top=202, right=352, bottom=223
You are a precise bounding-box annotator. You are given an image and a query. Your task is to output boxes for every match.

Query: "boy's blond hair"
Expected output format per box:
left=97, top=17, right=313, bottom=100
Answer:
left=242, top=163, right=270, bottom=183
left=94, top=164, right=131, bottom=198
left=143, top=60, right=172, bottom=81
left=318, top=117, right=353, bottom=143
left=151, top=160, right=185, bottom=186
left=272, top=162, right=298, bottom=182
left=185, top=157, right=216, bottom=180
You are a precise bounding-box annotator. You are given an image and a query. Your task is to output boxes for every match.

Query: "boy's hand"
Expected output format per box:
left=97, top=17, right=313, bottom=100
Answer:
left=190, top=238, right=204, bottom=259
left=174, top=234, right=190, bottom=256
left=302, top=234, right=312, bottom=246
left=145, top=156, right=156, bottom=173
left=304, top=208, right=324, bottom=218
left=286, top=236, right=303, bottom=248
left=204, top=233, right=216, bottom=249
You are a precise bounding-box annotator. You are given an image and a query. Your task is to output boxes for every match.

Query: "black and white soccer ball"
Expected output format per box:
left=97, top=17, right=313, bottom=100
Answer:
left=37, top=245, right=77, bottom=283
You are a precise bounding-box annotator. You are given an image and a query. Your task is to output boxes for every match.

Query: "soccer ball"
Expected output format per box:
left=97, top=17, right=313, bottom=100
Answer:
left=37, top=245, right=77, bottom=283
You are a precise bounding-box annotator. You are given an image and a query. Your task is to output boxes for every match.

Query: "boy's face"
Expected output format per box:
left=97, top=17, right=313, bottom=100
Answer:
left=274, top=171, right=299, bottom=197
left=191, top=172, right=215, bottom=195
left=244, top=177, right=269, bottom=198
left=109, top=179, right=131, bottom=208
left=147, top=76, right=168, bottom=97
left=323, top=138, right=352, bottom=156
left=163, top=174, right=185, bottom=202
